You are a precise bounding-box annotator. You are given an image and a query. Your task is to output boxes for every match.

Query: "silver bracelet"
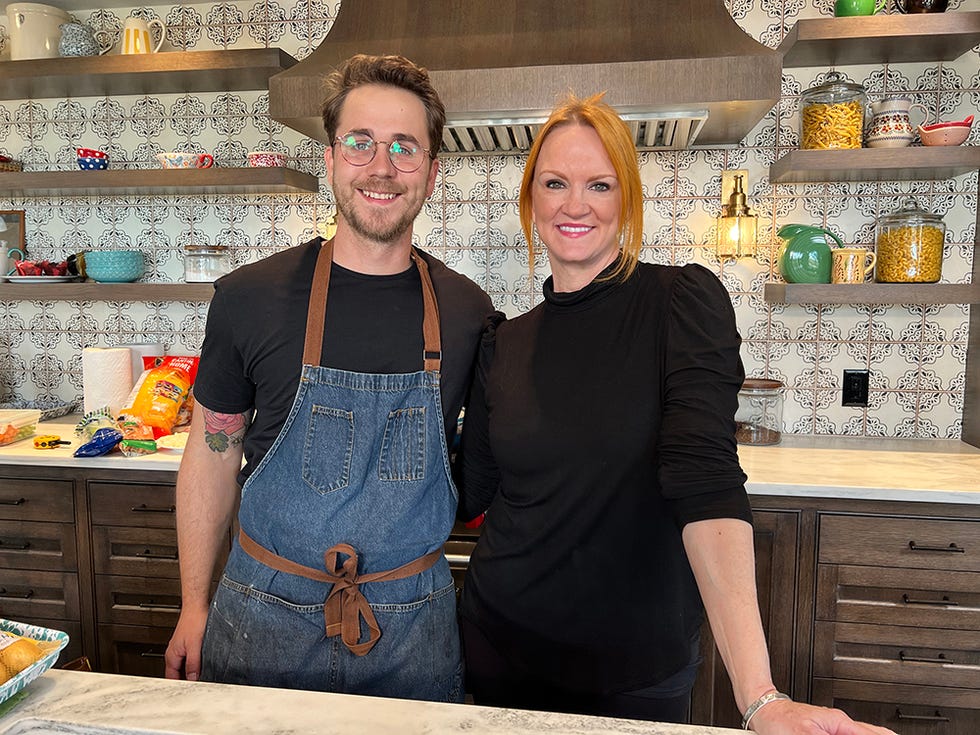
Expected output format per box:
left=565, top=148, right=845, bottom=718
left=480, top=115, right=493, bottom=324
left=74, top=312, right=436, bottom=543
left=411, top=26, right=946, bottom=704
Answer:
left=741, top=690, right=791, bottom=730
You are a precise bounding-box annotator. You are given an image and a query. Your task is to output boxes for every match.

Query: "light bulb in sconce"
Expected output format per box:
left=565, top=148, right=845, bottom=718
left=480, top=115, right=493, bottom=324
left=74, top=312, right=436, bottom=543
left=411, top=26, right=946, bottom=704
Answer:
left=716, top=170, right=758, bottom=259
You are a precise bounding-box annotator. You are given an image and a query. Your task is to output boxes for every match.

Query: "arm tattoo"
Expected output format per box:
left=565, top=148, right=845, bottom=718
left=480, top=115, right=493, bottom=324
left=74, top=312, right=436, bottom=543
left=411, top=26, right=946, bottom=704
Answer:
left=202, top=408, right=251, bottom=453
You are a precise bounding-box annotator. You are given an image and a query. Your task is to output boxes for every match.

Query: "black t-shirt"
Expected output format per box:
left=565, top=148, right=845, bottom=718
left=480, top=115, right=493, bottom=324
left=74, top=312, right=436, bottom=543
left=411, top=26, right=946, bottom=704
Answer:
left=194, top=238, right=496, bottom=486
left=459, top=261, right=750, bottom=695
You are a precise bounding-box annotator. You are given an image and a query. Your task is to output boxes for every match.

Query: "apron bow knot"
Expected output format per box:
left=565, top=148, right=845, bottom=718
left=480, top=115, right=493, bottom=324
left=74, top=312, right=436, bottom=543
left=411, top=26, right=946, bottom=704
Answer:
left=322, top=543, right=382, bottom=657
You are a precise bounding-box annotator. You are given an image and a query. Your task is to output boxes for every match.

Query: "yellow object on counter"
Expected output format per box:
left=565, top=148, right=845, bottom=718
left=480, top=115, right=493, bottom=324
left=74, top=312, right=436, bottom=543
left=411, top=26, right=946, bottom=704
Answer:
left=33, top=434, right=71, bottom=449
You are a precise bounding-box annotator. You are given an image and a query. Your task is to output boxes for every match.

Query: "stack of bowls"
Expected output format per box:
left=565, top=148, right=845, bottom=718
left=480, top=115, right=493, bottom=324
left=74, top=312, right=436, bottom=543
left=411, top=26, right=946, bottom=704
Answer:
left=77, top=147, right=109, bottom=170
left=84, top=250, right=144, bottom=283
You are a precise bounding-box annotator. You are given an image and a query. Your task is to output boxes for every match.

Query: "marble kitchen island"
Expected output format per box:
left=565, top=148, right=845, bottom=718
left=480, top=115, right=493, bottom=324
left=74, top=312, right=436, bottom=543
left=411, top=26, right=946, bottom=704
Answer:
left=0, top=669, right=742, bottom=735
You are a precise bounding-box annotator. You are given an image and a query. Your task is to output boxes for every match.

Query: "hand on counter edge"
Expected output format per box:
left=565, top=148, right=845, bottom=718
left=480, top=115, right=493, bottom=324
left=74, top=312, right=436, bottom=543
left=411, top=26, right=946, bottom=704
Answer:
left=749, top=699, right=898, bottom=735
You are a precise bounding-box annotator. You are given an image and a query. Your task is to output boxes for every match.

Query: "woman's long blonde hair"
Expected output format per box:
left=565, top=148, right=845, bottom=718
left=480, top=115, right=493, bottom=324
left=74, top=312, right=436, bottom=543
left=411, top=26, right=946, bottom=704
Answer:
left=519, top=93, right=644, bottom=283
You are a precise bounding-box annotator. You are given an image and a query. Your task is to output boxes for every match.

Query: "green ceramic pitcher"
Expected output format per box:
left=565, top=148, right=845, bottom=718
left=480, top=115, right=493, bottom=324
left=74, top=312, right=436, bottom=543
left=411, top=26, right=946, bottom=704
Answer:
left=777, top=224, right=844, bottom=284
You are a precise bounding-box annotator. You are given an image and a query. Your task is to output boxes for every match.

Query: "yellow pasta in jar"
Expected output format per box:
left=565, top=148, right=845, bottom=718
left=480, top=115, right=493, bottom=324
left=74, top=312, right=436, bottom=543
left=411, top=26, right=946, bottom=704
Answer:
left=875, top=225, right=944, bottom=283
left=801, top=100, right=863, bottom=150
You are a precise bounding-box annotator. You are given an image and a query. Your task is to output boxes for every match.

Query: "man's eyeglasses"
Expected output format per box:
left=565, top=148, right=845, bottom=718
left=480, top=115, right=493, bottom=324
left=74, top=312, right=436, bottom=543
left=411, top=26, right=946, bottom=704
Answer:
left=334, top=132, right=431, bottom=173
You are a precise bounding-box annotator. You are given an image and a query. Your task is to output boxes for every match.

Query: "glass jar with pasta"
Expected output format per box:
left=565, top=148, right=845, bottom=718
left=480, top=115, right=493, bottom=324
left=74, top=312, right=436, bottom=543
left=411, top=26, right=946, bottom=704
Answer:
left=874, top=196, right=946, bottom=283
left=800, top=72, right=866, bottom=150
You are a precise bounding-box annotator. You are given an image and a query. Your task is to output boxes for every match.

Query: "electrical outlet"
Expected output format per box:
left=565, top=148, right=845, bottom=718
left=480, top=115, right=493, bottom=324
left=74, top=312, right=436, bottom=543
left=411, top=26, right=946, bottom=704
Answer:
left=842, top=369, right=870, bottom=407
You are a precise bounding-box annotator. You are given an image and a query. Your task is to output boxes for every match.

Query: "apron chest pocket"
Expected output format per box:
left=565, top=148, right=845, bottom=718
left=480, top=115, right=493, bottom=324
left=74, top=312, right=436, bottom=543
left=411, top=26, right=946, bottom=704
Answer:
left=302, top=405, right=354, bottom=494
left=379, top=406, right=426, bottom=482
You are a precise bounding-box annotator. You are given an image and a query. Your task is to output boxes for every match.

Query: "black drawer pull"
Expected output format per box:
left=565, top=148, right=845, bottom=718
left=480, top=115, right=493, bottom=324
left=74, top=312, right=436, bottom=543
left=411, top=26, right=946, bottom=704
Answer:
left=909, top=541, right=965, bottom=553
left=0, top=540, right=30, bottom=550
left=0, top=588, right=34, bottom=599
left=899, top=651, right=952, bottom=664
left=139, top=651, right=166, bottom=659
left=135, top=549, right=179, bottom=560
left=130, top=504, right=176, bottom=514
left=0, top=497, right=26, bottom=506
left=902, top=593, right=957, bottom=607
left=137, top=602, right=181, bottom=610
left=896, top=709, right=949, bottom=723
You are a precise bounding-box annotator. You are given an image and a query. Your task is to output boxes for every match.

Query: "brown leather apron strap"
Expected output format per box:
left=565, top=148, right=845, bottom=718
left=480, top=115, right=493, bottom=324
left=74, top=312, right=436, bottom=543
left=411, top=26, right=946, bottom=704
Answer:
left=238, top=529, right=441, bottom=657
left=301, top=239, right=442, bottom=372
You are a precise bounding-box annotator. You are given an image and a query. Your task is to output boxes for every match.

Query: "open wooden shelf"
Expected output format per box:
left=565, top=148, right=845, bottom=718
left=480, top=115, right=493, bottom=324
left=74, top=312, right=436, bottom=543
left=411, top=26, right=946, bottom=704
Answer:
left=770, top=146, right=980, bottom=183
left=764, top=282, right=980, bottom=305
left=0, top=167, right=319, bottom=196
left=0, top=48, right=297, bottom=100
left=0, top=282, right=215, bottom=301
left=779, top=12, right=980, bottom=67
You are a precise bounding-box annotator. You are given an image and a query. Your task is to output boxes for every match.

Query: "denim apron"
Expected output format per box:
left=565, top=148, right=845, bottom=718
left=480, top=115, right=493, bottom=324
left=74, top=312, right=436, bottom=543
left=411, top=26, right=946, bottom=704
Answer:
left=200, top=240, right=462, bottom=702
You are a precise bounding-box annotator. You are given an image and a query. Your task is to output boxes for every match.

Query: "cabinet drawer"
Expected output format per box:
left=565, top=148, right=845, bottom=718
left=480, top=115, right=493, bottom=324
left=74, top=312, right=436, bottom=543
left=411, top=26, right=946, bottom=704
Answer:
left=820, top=515, right=980, bottom=572
left=95, top=575, right=181, bottom=628
left=89, top=482, right=176, bottom=529
left=814, top=621, right=980, bottom=690
left=812, top=678, right=980, bottom=735
left=0, top=568, right=80, bottom=621
left=97, top=624, right=172, bottom=678
left=0, top=478, right=74, bottom=522
left=92, top=526, right=179, bottom=578
left=817, top=564, right=980, bottom=630
left=0, top=519, right=76, bottom=571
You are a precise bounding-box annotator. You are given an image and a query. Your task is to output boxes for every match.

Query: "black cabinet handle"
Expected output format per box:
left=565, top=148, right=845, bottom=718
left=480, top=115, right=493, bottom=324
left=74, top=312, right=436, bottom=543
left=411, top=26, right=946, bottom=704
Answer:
left=902, top=593, right=957, bottom=606
left=137, top=602, right=181, bottom=611
left=0, top=540, right=30, bottom=550
left=0, top=497, right=26, bottom=506
left=130, top=504, right=176, bottom=514
left=899, top=651, right=952, bottom=664
left=135, top=549, right=179, bottom=560
left=895, top=709, right=949, bottom=723
left=909, top=541, right=965, bottom=553
left=139, top=651, right=166, bottom=659
left=0, top=588, right=34, bottom=599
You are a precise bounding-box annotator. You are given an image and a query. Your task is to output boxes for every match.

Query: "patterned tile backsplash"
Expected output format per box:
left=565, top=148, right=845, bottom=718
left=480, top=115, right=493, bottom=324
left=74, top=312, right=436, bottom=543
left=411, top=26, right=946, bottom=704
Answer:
left=0, top=0, right=977, bottom=439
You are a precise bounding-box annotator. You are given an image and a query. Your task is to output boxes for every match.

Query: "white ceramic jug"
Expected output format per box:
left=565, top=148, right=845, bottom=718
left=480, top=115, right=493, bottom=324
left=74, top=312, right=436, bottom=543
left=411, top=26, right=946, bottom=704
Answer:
left=6, top=2, right=71, bottom=60
left=866, top=96, right=929, bottom=148
left=118, top=16, right=166, bottom=54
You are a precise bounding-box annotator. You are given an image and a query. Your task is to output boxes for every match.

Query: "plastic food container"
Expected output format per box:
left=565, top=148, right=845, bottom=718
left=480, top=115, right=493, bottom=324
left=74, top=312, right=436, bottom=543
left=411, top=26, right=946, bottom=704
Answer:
left=874, top=196, right=946, bottom=283
left=0, top=618, right=69, bottom=706
left=183, top=244, right=231, bottom=283
left=736, top=379, right=784, bottom=446
left=0, top=409, right=41, bottom=447
left=800, top=71, right=866, bottom=150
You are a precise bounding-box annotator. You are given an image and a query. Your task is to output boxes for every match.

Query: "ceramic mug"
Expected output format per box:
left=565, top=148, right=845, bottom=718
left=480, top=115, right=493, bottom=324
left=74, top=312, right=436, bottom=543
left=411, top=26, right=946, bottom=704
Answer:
left=2, top=247, right=27, bottom=277
left=834, top=0, right=886, bottom=15
left=247, top=151, right=286, bottom=167
left=898, top=0, right=947, bottom=11
left=120, top=17, right=166, bottom=54
left=156, top=152, right=214, bottom=169
left=832, top=247, right=877, bottom=284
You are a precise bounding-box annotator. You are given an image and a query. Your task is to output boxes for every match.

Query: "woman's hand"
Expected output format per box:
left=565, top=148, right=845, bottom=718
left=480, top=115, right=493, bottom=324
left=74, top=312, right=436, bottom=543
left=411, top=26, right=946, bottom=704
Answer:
left=749, top=699, right=898, bottom=734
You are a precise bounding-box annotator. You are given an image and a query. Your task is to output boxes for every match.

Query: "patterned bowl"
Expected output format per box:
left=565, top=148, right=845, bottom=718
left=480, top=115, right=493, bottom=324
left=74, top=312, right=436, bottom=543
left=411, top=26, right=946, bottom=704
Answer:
left=78, top=156, right=109, bottom=170
left=76, top=148, right=107, bottom=159
left=83, top=250, right=144, bottom=283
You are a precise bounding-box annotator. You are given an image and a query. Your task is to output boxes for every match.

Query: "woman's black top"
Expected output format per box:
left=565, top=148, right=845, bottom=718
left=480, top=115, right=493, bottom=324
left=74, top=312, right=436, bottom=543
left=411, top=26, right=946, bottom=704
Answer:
left=459, top=260, right=751, bottom=695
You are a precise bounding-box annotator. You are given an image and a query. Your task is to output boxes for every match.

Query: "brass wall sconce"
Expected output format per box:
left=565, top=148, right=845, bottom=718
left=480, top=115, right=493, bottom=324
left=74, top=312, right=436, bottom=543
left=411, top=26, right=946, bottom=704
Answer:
left=716, top=170, right=757, bottom=259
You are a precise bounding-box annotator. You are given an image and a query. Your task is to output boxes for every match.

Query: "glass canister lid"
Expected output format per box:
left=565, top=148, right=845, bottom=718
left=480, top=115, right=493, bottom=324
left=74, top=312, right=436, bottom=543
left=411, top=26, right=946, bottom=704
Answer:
left=877, top=196, right=944, bottom=227
left=740, top=378, right=784, bottom=394
left=803, top=71, right=865, bottom=98
left=184, top=244, right=229, bottom=253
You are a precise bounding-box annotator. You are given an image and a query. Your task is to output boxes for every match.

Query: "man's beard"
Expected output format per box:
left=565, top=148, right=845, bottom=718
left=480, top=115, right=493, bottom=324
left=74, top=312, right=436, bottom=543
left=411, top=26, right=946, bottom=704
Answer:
left=334, top=180, right=422, bottom=244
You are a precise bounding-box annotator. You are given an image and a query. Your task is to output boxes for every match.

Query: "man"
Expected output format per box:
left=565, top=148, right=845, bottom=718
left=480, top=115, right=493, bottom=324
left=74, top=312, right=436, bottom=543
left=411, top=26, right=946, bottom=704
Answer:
left=164, top=54, right=496, bottom=703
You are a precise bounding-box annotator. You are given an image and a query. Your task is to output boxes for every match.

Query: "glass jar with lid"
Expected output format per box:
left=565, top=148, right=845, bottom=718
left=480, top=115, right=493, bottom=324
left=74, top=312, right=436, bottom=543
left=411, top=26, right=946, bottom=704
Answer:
left=183, top=244, right=231, bottom=283
left=800, top=71, right=866, bottom=150
left=735, top=379, right=784, bottom=446
left=874, top=196, right=945, bottom=283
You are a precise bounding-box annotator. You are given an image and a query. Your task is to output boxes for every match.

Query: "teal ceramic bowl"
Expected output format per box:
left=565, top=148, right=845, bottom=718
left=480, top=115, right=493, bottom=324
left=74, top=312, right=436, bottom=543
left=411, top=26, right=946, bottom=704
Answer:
left=84, top=250, right=145, bottom=283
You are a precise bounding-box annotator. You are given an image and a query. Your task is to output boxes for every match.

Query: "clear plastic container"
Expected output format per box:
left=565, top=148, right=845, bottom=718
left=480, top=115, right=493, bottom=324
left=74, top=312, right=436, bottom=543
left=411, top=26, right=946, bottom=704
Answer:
left=800, top=71, right=866, bottom=150
left=874, top=196, right=945, bottom=283
left=736, top=379, right=784, bottom=446
left=0, top=409, right=41, bottom=447
left=183, top=245, right=231, bottom=283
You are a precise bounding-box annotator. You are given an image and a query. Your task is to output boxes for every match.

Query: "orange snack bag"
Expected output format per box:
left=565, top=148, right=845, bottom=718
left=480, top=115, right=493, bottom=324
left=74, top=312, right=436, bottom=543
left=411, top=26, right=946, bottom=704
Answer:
left=125, top=356, right=200, bottom=434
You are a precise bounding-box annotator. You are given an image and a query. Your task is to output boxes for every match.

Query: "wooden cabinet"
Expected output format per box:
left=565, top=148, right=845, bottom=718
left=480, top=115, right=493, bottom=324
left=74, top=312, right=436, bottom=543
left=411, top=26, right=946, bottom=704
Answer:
left=811, top=512, right=980, bottom=734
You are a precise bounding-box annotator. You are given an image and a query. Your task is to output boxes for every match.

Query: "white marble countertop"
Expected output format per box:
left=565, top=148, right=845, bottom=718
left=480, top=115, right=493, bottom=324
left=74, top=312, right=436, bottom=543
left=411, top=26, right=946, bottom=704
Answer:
left=0, top=670, right=741, bottom=735
left=1, top=417, right=978, bottom=504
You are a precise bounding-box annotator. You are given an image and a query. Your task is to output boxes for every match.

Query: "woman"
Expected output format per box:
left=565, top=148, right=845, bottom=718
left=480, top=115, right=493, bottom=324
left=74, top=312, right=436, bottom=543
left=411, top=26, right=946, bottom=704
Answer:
left=458, top=94, right=895, bottom=735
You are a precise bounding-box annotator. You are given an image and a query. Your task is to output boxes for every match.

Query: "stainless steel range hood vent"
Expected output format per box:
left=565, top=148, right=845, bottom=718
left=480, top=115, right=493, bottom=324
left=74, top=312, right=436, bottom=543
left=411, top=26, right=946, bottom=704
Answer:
left=269, top=1, right=781, bottom=152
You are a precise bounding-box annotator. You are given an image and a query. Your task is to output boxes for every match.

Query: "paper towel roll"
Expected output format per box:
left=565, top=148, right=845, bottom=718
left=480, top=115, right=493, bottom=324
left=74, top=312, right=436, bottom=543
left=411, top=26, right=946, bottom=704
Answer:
left=82, top=347, right=134, bottom=416
left=119, top=342, right=165, bottom=381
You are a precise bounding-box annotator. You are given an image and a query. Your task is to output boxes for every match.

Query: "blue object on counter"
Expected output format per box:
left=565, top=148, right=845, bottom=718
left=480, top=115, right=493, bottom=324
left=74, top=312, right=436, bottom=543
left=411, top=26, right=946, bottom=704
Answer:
left=73, top=427, right=123, bottom=457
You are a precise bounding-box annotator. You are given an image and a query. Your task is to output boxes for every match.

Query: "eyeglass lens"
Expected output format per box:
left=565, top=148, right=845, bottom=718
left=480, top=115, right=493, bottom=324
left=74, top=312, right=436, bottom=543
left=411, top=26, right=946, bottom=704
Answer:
left=337, top=133, right=426, bottom=173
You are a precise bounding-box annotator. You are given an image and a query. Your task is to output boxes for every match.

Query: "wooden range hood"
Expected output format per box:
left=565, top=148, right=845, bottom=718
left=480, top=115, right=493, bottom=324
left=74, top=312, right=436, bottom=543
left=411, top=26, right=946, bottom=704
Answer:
left=269, top=0, right=782, bottom=153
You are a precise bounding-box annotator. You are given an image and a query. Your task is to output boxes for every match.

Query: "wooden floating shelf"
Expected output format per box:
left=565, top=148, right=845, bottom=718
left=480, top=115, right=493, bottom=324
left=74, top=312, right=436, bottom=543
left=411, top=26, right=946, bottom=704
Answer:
left=764, top=282, right=980, bottom=305
left=779, top=12, right=980, bottom=67
left=769, top=147, right=980, bottom=183
left=0, top=167, right=319, bottom=196
left=0, top=282, right=215, bottom=301
left=0, top=48, right=297, bottom=100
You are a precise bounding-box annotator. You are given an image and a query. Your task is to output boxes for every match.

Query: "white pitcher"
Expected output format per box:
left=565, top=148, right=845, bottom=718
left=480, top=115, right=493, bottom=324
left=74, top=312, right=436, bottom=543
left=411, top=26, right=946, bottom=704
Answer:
left=866, top=96, right=929, bottom=148
left=118, top=16, right=166, bottom=54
